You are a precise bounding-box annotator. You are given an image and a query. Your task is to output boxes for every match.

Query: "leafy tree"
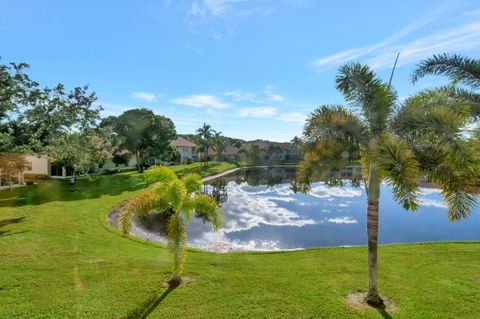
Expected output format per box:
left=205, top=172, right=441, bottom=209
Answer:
left=267, top=144, right=283, bottom=160
left=411, top=53, right=480, bottom=118
left=0, top=61, right=38, bottom=124
left=119, top=166, right=223, bottom=282
left=297, top=63, right=478, bottom=305
left=196, top=123, right=214, bottom=165
left=103, top=109, right=176, bottom=172
left=247, top=144, right=263, bottom=164
left=0, top=153, right=27, bottom=188
left=1, top=59, right=103, bottom=156
left=46, top=128, right=113, bottom=181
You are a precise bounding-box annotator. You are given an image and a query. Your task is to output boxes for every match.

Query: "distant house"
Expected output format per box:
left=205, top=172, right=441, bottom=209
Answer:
left=170, top=137, right=198, bottom=163
left=23, top=155, right=74, bottom=179
left=222, top=146, right=240, bottom=161
left=240, top=140, right=301, bottom=162
left=208, top=146, right=240, bottom=162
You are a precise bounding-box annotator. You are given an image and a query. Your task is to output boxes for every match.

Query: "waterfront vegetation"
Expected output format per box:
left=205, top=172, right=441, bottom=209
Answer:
left=1, top=51, right=480, bottom=318
left=0, top=172, right=479, bottom=318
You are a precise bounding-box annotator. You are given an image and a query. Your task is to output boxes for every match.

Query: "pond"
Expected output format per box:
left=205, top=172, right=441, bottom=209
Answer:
left=134, top=167, right=480, bottom=252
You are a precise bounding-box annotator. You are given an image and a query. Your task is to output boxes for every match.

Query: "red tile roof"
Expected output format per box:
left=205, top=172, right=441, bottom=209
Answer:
left=223, top=146, right=240, bottom=155
left=170, top=137, right=197, bottom=148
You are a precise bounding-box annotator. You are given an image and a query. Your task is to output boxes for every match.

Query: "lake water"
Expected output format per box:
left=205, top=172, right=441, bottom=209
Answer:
left=135, top=167, right=480, bottom=251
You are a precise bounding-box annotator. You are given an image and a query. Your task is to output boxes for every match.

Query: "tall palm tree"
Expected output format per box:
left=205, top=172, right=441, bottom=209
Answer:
left=213, top=131, right=228, bottom=162
left=297, top=63, right=478, bottom=305
left=196, top=123, right=214, bottom=166
left=411, top=53, right=480, bottom=116
left=119, top=166, right=223, bottom=282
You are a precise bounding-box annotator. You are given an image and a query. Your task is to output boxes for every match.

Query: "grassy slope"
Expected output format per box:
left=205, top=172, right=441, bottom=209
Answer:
left=0, top=172, right=479, bottom=318
left=169, top=162, right=237, bottom=177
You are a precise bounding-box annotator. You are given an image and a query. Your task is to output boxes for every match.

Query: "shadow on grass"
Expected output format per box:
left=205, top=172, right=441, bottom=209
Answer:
left=0, top=173, right=145, bottom=208
left=376, top=307, right=393, bottom=319
left=123, top=281, right=179, bottom=319
left=0, top=216, right=25, bottom=236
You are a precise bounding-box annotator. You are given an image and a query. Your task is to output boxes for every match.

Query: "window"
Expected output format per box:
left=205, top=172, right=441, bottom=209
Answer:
left=51, top=164, right=62, bottom=177
left=26, top=162, right=32, bottom=171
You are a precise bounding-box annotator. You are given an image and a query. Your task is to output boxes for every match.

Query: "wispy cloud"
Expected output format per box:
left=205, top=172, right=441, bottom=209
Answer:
left=187, top=0, right=283, bottom=21
left=367, top=21, right=480, bottom=69
left=172, top=94, right=230, bottom=109
left=237, top=107, right=277, bottom=118
left=277, top=112, right=306, bottom=123
left=264, top=85, right=284, bottom=102
left=310, top=5, right=480, bottom=72
left=224, top=90, right=258, bottom=102
left=131, top=91, right=157, bottom=102
left=182, top=0, right=310, bottom=38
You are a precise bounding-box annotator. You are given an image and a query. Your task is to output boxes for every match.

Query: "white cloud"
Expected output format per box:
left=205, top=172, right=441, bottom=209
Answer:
left=419, top=198, right=447, bottom=209
left=187, top=0, right=303, bottom=21
left=131, top=91, right=157, bottom=102
left=367, top=21, right=480, bottom=70
left=310, top=6, right=475, bottom=72
left=172, top=94, right=230, bottom=109
left=237, top=107, right=277, bottom=118
left=309, top=183, right=363, bottom=198
left=264, top=85, right=284, bottom=102
left=278, top=112, right=306, bottom=123
left=224, top=90, right=257, bottom=102
left=324, top=217, right=358, bottom=224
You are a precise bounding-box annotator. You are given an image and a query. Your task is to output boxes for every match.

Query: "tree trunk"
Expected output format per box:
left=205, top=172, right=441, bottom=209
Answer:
left=366, top=162, right=383, bottom=306
left=135, top=150, right=143, bottom=173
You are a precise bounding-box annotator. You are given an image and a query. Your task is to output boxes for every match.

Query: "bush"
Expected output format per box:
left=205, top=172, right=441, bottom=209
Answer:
left=23, top=173, right=48, bottom=180
left=234, top=161, right=247, bottom=167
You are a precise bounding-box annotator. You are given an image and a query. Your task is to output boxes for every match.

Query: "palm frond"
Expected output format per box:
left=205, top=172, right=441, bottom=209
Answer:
left=193, top=194, right=223, bottom=230
left=374, top=134, right=420, bottom=210
left=296, top=138, right=358, bottom=192
left=181, top=173, right=202, bottom=194
left=411, top=53, right=480, bottom=88
left=119, top=191, right=156, bottom=235
left=144, top=165, right=178, bottom=184
left=166, top=179, right=187, bottom=212
left=392, top=95, right=468, bottom=144
left=303, top=105, right=366, bottom=155
left=429, top=162, right=478, bottom=221
left=336, top=63, right=397, bottom=135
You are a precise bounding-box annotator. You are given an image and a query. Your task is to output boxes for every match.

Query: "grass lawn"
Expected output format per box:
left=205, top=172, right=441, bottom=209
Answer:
left=169, top=161, right=237, bottom=177
left=0, top=172, right=479, bottom=318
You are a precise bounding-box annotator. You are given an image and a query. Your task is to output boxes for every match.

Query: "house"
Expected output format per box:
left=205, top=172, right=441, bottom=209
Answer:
left=170, top=137, right=198, bottom=163
left=207, top=146, right=240, bottom=162
left=222, top=146, right=240, bottom=162
left=23, top=155, right=74, bottom=179
left=0, top=154, right=75, bottom=187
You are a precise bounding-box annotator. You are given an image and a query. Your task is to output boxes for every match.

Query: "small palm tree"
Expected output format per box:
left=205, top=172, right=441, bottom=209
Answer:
left=297, top=63, right=478, bottom=305
left=411, top=53, right=480, bottom=115
left=196, top=123, right=214, bottom=166
left=119, top=166, right=223, bottom=282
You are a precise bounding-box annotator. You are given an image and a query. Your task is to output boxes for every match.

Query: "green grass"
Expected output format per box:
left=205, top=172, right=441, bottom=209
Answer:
left=0, top=173, right=479, bottom=318
left=168, top=161, right=237, bottom=177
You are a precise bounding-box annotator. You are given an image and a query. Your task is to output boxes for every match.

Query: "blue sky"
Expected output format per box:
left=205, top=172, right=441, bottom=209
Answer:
left=1, top=0, right=480, bottom=142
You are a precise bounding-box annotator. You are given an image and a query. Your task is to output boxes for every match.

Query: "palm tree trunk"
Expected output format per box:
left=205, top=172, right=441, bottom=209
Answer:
left=168, top=213, right=186, bottom=282
left=366, top=162, right=383, bottom=306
